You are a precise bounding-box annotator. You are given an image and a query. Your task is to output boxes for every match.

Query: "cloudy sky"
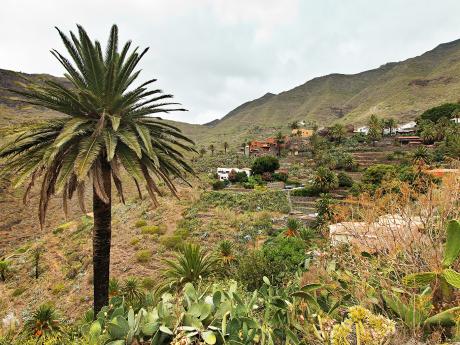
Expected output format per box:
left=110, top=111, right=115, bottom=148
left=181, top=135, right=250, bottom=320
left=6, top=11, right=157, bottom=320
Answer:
left=1, top=0, right=460, bottom=124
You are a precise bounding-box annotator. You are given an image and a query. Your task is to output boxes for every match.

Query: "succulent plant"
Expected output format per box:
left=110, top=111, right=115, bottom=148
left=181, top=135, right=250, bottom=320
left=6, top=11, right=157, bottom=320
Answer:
left=403, top=220, right=460, bottom=302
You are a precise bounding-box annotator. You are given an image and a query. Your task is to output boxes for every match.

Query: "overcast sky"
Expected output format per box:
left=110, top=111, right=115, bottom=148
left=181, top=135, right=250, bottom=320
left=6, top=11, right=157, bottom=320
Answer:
left=1, top=0, right=460, bottom=124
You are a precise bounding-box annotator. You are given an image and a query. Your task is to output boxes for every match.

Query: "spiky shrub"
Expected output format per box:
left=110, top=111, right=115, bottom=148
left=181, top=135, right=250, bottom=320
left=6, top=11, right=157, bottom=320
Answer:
left=0, top=25, right=195, bottom=314
left=285, top=218, right=300, bottom=237
left=0, top=260, right=11, bottom=282
left=121, top=277, right=145, bottom=308
left=108, top=277, right=120, bottom=297
left=217, top=240, right=234, bottom=264
left=24, top=304, right=61, bottom=338
left=157, top=243, right=218, bottom=294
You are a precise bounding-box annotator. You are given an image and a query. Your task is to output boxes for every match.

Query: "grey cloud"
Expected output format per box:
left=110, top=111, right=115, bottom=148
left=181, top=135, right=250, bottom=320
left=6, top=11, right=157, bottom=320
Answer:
left=1, top=0, right=460, bottom=123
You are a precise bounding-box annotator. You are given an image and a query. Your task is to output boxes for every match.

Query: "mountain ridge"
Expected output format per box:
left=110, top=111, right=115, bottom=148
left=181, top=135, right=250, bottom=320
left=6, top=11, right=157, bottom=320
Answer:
left=2, top=38, right=460, bottom=145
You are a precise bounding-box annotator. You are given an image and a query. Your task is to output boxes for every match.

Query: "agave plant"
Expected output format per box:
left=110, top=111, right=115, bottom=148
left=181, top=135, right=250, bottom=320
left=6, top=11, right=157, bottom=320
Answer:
left=157, top=243, right=218, bottom=295
left=217, top=240, right=235, bottom=264
left=382, top=287, right=433, bottom=330
left=25, top=304, right=61, bottom=338
left=121, top=277, right=145, bottom=308
left=403, top=220, right=460, bottom=303
left=0, top=25, right=195, bottom=314
left=285, top=218, right=300, bottom=237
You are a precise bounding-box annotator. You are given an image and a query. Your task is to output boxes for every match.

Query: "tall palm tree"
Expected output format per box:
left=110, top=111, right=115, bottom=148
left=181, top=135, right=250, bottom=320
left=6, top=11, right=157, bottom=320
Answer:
left=209, top=144, right=215, bottom=156
left=0, top=25, right=195, bottom=315
left=223, top=141, right=229, bottom=154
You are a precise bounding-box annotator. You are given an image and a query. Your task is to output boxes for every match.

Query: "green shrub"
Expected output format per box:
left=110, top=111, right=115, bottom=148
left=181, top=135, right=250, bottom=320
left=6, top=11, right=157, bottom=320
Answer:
left=251, top=156, right=280, bottom=175
left=130, top=237, right=140, bottom=246
left=140, top=225, right=164, bottom=235
left=337, top=172, right=354, bottom=188
left=363, top=164, right=397, bottom=185
left=262, top=236, right=306, bottom=285
left=273, top=172, right=288, bottom=182
left=136, top=249, right=152, bottom=263
left=212, top=180, right=227, bottom=190
left=11, top=287, right=26, bottom=297
left=159, top=235, right=185, bottom=250
left=51, top=283, right=67, bottom=295
left=142, top=277, right=156, bottom=290
left=0, top=260, right=11, bottom=281
left=135, top=219, right=147, bottom=228
left=291, top=186, right=321, bottom=197
left=53, top=221, right=76, bottom=235
left=190, top=190, right=290, bottom=214
left=236, top=250, right=271, bottom=291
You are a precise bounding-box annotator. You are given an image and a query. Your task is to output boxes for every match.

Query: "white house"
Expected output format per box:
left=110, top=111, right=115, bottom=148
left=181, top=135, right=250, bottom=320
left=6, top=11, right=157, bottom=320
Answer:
left=353, top=126, right=369, bottom=135
left=217, top=168, right=251, bottom=181
left=451, top=118, right=460, bottom=124
left=396, top=121, right=417, bottom=133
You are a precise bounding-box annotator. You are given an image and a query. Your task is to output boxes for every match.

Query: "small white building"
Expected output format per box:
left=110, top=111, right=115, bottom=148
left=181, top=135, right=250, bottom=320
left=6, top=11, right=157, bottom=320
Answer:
left=353, top=126, right=369, bottom=135
left=217, top=168, right=251, bottom=181
left=396, top=121, right=417, bottom=133
left=451, top=118, right=460, bottom=124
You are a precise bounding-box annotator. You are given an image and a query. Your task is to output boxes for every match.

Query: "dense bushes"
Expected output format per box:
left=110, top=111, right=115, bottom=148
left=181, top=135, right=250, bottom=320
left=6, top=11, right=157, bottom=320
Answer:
left=419, top=102, right=460, bottom=123
left=251, top=155, right=280, bottom=175
left=190, top=190, right=290, bottom=213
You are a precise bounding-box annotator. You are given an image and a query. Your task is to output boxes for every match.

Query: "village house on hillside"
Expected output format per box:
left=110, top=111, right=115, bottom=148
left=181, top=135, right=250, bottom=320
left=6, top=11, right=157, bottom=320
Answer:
left=291, top=128, right=314, bottom=138
left=217, top=167, right=251, bottom=181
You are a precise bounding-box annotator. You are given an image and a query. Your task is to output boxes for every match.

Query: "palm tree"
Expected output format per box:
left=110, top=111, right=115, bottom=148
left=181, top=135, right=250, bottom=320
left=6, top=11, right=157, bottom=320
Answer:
left=275, top=131, right=284, bottom=157
left=0, top=25, right=195, bottom=315
left=209, top=144, right=215, bottom=156
left=199, top=147, right=207, bottom=157
left=223, top=141, right=229, bottom=154
left=385, top=118, right=397, bottom=136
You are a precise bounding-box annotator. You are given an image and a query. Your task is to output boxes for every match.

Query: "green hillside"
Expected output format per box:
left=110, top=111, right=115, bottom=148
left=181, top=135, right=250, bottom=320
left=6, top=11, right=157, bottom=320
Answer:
left=2, top=38, right=460, bottom=146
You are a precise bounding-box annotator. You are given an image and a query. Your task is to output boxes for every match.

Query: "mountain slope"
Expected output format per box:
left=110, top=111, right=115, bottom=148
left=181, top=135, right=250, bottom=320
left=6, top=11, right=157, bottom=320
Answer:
left=206, top=38, right=460, bottom=144
left=2, top=38, right=460, bottom=146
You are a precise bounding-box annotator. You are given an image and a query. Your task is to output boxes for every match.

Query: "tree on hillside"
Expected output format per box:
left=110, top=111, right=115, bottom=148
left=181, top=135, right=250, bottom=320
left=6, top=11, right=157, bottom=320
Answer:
left=329, top=124, right=346, bottom=143
left=209, top=144, right=215, bottom=156
left=223, top=142, right=229, bottom=154
left=385, top=118, right=397, bottom=136
left=367, top=115, right=382, bottom=145
left=199, top=147, right=207, bottom=157
left=289, top=121, right=299, bottom=130
left=0, top=25, right=195, bottom=315
left=419, top=103, right=460, bottom=123
left=313, top=167, right=338, bottom=192
left=275, top=131, right=284, bottom=157
left=251, top=156, right=280, bottom=175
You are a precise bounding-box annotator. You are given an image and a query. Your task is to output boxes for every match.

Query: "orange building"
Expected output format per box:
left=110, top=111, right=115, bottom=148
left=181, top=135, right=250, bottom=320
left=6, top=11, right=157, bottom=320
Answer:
left=291, top=128, right=314, bottom=138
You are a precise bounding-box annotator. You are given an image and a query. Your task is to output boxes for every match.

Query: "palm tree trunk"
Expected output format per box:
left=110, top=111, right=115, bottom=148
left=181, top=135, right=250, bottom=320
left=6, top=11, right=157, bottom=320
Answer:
left=92, top=160, right=112, bottom=316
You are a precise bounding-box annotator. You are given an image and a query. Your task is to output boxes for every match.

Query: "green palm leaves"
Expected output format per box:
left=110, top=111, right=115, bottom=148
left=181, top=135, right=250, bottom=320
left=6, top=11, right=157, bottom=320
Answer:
left=403, top=220, right=460, bottom=291
left=0, top=24, right=195, bottom=226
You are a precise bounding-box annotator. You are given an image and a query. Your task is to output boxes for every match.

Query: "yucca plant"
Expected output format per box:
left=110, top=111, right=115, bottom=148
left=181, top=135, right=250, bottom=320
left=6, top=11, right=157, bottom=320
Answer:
left=0, top=25, right=195, bottom=314
left=121, top=277, right=145, bottom=308
left=403, top=220, right=460, bottom=304
left=218, top=240, right=235, bottom=264
left=25, top=304, right=61, bottom=338
left=157, top=243, right=218, bottom=295
left=285, top=218, right=300, bottom=237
